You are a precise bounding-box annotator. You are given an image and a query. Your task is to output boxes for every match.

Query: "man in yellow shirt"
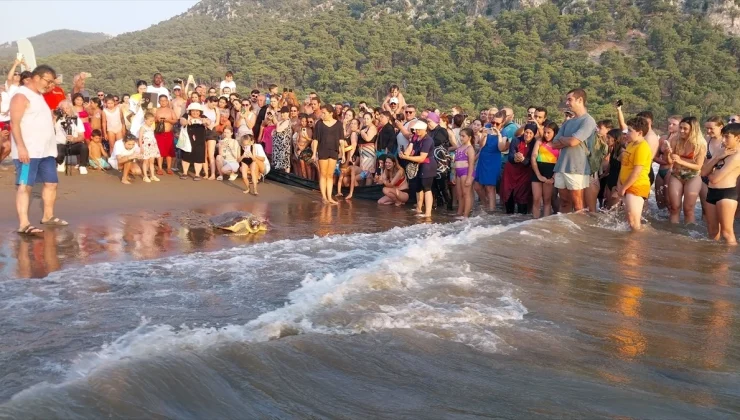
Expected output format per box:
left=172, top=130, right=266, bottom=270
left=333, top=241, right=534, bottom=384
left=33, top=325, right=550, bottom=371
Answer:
left=617, top=116, right=652, bottom=230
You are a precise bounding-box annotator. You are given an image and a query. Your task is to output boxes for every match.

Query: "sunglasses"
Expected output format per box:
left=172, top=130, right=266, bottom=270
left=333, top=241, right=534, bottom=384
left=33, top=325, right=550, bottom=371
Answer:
left=97, top=94, right=104, bottom=97
left=405, top=111, right=414, bottom=114
left=242, top=102, right=250, bottom=106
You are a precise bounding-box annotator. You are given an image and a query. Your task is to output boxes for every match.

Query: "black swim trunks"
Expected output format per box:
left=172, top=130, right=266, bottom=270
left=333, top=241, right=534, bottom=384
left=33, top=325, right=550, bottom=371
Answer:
left=706, top=186, right=738, bottom=205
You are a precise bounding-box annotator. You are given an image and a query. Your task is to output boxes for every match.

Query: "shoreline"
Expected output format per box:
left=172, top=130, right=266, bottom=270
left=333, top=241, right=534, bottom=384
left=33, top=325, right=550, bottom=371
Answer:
left=0, top=163, right=297, bottom=227
left=0, top=164, right=442, bottom=279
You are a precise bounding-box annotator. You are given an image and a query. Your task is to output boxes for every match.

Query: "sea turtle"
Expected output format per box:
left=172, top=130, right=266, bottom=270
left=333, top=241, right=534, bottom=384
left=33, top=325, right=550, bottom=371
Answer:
left=209, top=211, right=268, bottom=234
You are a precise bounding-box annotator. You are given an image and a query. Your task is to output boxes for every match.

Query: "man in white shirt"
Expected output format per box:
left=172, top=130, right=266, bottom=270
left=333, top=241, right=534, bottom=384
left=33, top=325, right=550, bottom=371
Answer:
left=54, top=100, right=88, bottom=174
left=10, top=64, right=66, bottom=235
left=220, top=71, right=236, bottom=93
left=108, top=136, right=142, bottom=184
left=146, top=73, right=170, bottom=106
left=395, top=104, right=418, bottom=154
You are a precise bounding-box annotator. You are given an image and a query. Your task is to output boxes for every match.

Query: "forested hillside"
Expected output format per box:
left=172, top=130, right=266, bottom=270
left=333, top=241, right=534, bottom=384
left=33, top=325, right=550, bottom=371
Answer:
left=9, top=0, right=740, bottom=122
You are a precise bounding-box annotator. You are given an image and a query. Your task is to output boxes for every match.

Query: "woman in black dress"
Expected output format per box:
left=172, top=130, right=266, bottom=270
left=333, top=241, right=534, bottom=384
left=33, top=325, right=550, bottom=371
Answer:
left=312, top=104, right=344, bottom=204
left=178, top=103, right=207, bottom=180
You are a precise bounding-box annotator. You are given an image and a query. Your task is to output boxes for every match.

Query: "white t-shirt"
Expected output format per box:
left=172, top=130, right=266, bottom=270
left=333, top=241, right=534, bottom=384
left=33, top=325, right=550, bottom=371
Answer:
left=220, top=80, right=236, bottom=93
left=108, top=139, right=141, bottom=170
left=243, top=143, right=270, bottom=174
left=396, top=119, right=416, bottom=153
left=146, top=85, right=170, bottom=105
left=54, top=117, right=85, bottom=144
left=0, top=83, right=19, bottom=122
left=0, top=91, right=9, bottom=122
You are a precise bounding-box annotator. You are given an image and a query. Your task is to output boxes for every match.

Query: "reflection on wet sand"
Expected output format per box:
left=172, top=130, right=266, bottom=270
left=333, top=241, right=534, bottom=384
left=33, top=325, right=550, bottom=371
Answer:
left=0, top=199, right=431, bottom=280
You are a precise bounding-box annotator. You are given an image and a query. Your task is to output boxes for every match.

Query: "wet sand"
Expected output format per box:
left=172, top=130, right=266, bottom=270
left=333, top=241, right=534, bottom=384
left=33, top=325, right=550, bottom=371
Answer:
left=0, top=163, right=296, bottom=226
left=0, top=162, right=450, bottom=279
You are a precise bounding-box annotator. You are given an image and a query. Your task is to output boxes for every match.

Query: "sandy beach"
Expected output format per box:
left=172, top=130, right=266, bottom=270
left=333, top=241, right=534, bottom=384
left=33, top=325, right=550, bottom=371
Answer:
left=0, top=163, right=297, bottom=226
left=0, top=162, right=429, bottom=279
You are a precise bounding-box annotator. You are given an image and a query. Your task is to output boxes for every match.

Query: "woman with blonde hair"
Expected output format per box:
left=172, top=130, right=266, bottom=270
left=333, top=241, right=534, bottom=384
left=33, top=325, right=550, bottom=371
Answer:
left=667, top=116, right=707, bottom=224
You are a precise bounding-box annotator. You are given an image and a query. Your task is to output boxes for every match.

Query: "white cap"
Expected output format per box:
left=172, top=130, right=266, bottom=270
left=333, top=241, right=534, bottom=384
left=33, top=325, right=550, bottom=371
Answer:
left=389, top=97, right=399, bottom=104
left=412, top=120, right=428, bottom=131
left=187, top=102, right=202, bottom=112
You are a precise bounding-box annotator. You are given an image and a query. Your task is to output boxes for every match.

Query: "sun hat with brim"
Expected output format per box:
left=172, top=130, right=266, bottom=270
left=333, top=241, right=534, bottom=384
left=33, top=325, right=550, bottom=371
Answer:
left=187, top=103, right=202, bottom=112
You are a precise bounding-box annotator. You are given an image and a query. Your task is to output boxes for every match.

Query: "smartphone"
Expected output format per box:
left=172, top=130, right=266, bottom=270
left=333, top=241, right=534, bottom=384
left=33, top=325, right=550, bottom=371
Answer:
left=375, top=167, right=382, bottom=176
left=265, top=94, right=271, bottom=105
left=16, top=53, right=23, bottom=61
left=616, top=99, right=623, bottom=107
left=484, top=123, right=492, bottom=129
left=57, top=74, right=63, bottom=84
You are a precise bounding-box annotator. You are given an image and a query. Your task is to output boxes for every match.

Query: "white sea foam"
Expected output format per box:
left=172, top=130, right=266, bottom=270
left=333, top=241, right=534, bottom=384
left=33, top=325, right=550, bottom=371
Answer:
left=62, top=221, right=529, bottom=381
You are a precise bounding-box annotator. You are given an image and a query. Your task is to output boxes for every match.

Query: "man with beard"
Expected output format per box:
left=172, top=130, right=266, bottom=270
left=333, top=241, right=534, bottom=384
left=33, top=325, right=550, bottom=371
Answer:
left=147, top=73, right=170, bottom=104
left=10, top=65, right=67, bottom=235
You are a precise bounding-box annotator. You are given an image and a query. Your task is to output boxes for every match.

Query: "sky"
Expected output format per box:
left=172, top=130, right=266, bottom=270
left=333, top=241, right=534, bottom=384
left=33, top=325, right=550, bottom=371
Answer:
left=0, top=0, right=200, bottom=44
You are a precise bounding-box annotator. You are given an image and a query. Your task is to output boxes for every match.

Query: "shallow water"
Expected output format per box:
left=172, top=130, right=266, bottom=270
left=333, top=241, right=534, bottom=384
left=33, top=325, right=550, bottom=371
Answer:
left=0, top=195, right=738, bottom=419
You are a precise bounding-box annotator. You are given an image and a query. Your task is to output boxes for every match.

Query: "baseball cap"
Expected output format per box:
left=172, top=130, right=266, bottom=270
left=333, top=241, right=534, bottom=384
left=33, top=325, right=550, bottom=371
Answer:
left=390, top=97, right=399, bottom=104
left=411, top=120, right=428, bottom=131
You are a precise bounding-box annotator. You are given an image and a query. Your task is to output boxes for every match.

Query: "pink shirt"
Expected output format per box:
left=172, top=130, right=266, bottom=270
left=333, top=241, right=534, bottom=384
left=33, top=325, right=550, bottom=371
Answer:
left=261, top=125, right=275, bottom=154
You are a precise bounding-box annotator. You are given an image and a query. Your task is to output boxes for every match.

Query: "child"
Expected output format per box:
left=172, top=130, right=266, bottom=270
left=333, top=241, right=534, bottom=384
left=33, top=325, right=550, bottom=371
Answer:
left=109, top=135, right=142, bottom=184
left=221, top=86, right=232, bottom=97
left=138, top=112, right=161, bottom=182
left=87, top=98, right=103, bottom=146
left=617, top=117, right=652, bottom=230
left=88, top=129, right=110, bottom=170
left=701, top=123, right=740, bottom=245
left=216, top=127, right=240, bottom=181
left=102, top=95, right=125, bottom=152
left=220, top=71, right=236, bottom=93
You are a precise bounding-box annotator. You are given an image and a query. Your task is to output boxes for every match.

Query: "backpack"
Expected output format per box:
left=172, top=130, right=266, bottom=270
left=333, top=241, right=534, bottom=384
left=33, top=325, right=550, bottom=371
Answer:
left=588, top=135, right=609, bottom=176
left=434, top=145, right=450, bottom=176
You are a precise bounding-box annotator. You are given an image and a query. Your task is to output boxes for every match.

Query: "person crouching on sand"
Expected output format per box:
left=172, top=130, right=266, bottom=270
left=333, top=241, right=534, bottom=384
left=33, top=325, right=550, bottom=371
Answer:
left=88, top=129, right=110, bottom=170
left=701, top=122, right=740, bottom=245
left=110, top=136, right=143, bottom=184
left=616, top=117, right=652, bottom=231
left=216, top=127, right=241, bottom=181
left=377, top=154, right=409, bottom=206
left=240, top=134, right=270, bottom=195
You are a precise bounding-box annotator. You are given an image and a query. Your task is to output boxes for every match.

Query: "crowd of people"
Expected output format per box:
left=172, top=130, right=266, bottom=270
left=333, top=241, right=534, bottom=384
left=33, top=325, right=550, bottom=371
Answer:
left=1, top=59, right=739, bottom=244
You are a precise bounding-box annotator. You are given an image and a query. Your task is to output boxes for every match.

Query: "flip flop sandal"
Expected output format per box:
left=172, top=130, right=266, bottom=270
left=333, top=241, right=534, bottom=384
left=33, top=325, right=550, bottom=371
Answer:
left=167, top=169, right=174, bottom=175
left=216, top=176, right=223, bottom=181
left=17, top=225, right=43, bottom=236
left=193, top=177, right=202, bottom=181
left=40, top=217, right=68, bottom=226
left=179, top=175, right=189, bottom=180
left=156, top=169, right=165, bottom=176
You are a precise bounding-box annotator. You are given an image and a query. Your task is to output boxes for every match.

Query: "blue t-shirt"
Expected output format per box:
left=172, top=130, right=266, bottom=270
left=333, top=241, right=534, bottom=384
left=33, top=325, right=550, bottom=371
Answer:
left=553, top=113, right=596, bottom=175
left=412, top=135, right=437, bottom=178
left=500, top=122, right=519, bottom=155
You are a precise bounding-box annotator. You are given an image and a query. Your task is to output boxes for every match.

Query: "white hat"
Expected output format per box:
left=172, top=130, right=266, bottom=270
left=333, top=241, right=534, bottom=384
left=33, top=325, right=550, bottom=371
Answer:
left=173, top=85, right=182, bottom=90
left=187, top=102, right=202, bottom=112
left=412, top=120, right=428, bottom=131
left=389, top=97, right=399, bottom=104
